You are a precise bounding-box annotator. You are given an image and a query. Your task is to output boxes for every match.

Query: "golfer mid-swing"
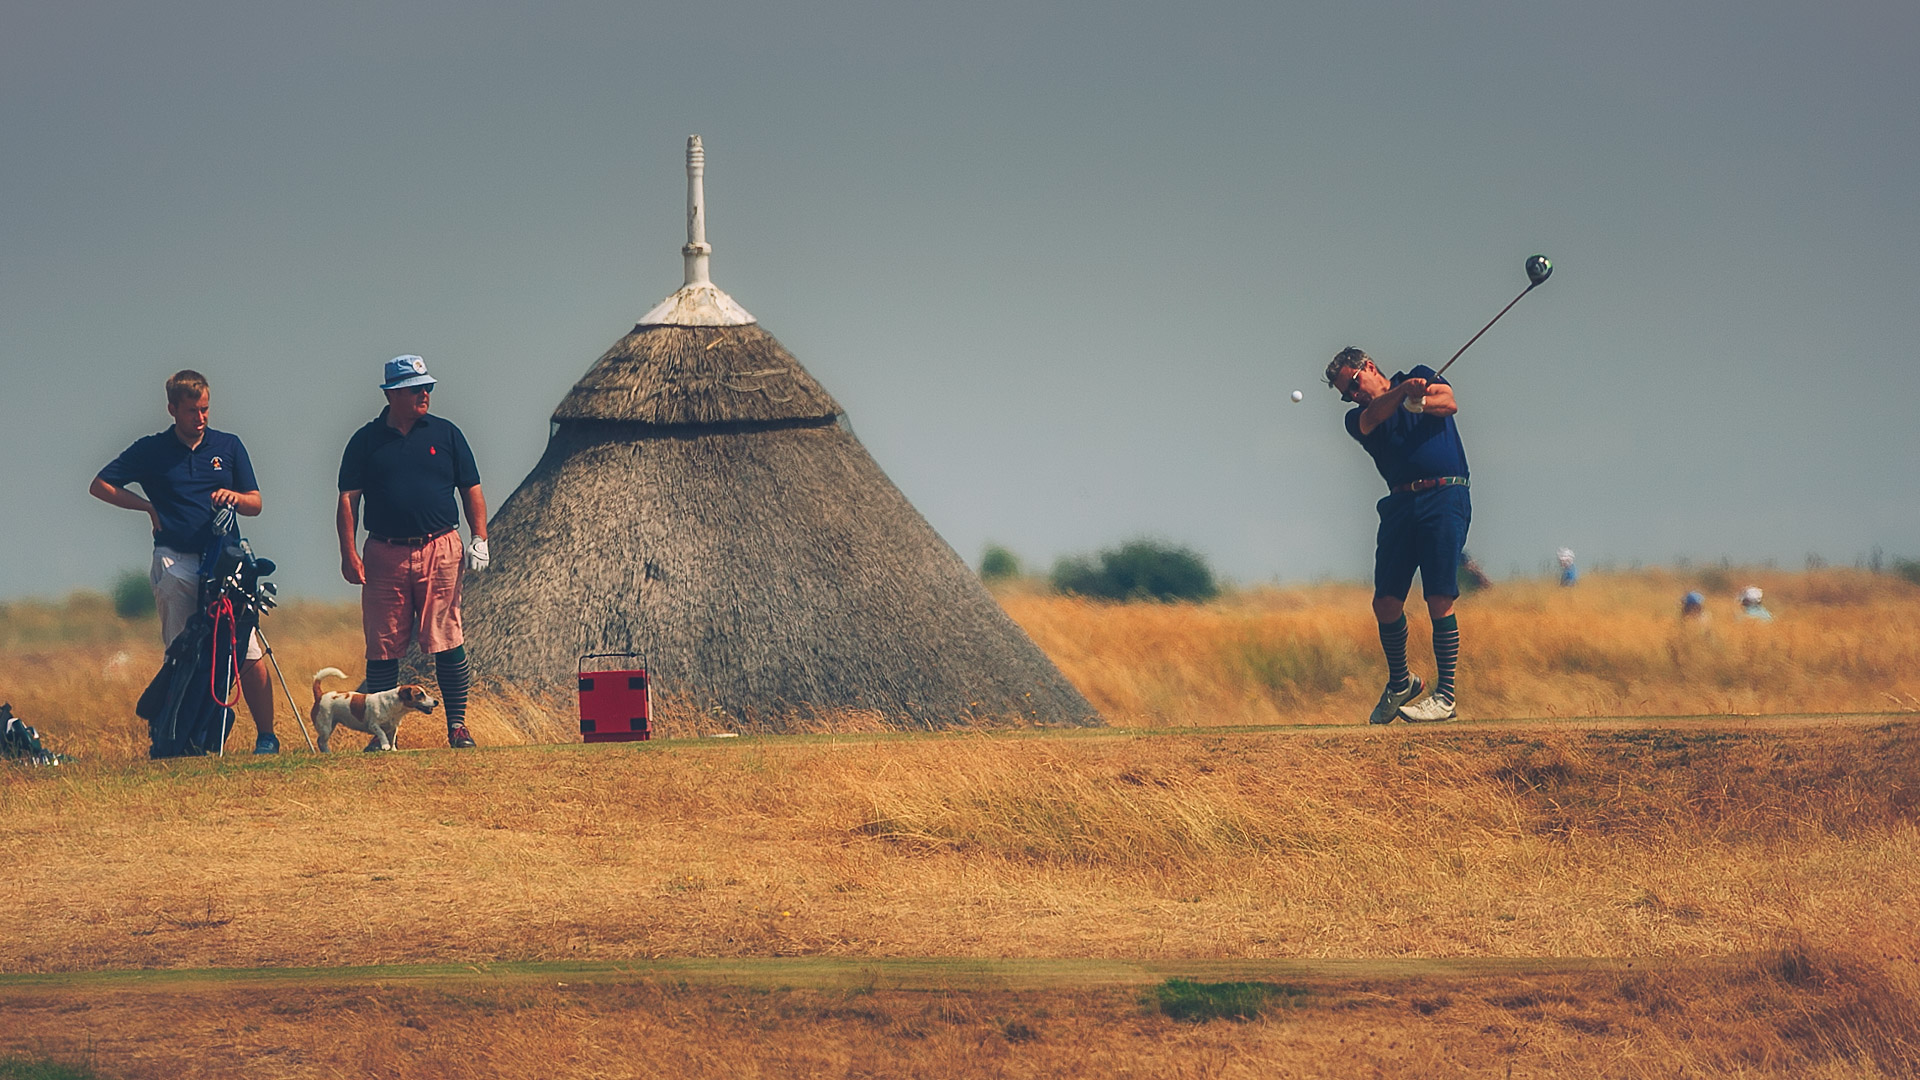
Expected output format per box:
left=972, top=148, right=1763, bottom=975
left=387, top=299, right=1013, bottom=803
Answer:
left=1325, top=346, right=1468, bottom=724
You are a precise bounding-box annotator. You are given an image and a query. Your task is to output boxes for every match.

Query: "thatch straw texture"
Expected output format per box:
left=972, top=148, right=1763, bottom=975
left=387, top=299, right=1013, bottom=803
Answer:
left=464, top=326, right=1100, bottom=731
left=554, top=324, right=840, bottom=426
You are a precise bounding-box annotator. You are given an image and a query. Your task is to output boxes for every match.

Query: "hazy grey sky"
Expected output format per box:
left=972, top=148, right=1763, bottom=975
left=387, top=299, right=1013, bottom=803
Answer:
left=6, top=1, right=1917, bottom=601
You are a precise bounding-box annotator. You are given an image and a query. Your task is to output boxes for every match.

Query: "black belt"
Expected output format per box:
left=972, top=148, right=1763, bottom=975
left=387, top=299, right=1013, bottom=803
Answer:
left=368, top=528, right=455, bottom=546
left=1389, top=476, right=1469, bottom=495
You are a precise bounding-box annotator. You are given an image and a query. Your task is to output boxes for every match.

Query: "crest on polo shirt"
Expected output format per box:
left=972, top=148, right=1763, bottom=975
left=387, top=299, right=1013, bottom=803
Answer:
left=210, top=456, right=225, bottom=471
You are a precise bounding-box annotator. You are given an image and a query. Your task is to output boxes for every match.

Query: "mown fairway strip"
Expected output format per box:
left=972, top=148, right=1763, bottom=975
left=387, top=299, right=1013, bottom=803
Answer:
left=0, top=955, right=1729, bottom=995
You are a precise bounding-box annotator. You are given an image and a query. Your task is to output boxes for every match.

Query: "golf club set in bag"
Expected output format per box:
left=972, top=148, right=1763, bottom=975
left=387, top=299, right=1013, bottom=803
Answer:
left=134, top=507, right=313, bottom=758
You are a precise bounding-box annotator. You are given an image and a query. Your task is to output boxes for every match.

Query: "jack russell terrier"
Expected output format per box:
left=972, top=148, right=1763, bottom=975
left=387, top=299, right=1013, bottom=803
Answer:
left=310, top=668, right=439, bottom=752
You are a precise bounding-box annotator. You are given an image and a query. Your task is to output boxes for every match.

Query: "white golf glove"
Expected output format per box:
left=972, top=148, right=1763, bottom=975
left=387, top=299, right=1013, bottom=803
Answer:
left=467, top=537, right=491, bottom=572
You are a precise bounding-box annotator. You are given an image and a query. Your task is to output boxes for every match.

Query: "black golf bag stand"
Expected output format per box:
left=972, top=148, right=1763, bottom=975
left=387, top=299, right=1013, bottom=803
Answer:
left=135, top=523, right=280, bottom=759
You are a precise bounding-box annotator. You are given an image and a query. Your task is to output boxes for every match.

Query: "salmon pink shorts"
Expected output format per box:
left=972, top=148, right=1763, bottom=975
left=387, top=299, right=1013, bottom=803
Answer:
left=361, top=529, right=465, bottom=659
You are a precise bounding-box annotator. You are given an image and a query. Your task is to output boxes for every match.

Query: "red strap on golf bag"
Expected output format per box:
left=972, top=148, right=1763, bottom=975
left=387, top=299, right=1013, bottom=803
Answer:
left=208, top=597, right=242, bottom=709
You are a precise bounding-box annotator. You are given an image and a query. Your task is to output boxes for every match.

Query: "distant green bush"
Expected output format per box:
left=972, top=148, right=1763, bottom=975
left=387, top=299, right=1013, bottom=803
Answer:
left=1152, top=979, right=1306, bottom=1022
left=1893, top=559, right=1920, bottom=588
left=1050, top=539, right=1217, bottom=603
left=110, top=570, right=154, bottom=619
left=979, top=544, right=1022, bottom=581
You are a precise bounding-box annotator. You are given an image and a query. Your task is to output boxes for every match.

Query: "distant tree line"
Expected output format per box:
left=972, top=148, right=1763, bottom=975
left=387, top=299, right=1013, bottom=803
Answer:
left=980, top=539, right=1217, bottom=603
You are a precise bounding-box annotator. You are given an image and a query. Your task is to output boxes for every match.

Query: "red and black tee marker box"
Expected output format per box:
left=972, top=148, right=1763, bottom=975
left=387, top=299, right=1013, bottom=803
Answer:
left=579, top=653, right=651, bottom=742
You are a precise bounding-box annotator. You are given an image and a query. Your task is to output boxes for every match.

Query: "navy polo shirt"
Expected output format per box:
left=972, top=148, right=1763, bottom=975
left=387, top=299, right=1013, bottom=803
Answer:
left=97, top=429, right=258, bottom=551
left=338, top=409, right=480, bottom=539
left=1344, top=365, right=1470, bottom=489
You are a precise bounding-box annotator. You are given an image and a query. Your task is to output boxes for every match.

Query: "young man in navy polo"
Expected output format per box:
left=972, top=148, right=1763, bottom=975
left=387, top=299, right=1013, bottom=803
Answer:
left=335, top=355, right=490, bottom=749
left=91, top=369, right=280, bottom=752
left=1326, top=347, right=1470, bottom=724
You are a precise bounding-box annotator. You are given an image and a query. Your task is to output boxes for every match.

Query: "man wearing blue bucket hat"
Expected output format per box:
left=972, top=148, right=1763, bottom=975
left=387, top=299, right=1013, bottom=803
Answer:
left=335, top=355, right=489, bottom=749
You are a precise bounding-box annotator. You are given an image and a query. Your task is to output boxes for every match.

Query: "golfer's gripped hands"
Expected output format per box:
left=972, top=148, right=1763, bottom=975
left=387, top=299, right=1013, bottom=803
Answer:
left=1396, top=376, right=1428, bottom=399
left=342, top=551, right=366, bottom=585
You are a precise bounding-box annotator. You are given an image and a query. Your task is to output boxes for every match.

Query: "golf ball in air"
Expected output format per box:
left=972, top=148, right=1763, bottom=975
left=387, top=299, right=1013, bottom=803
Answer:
left=1290, top=390, right=1304, bottom=402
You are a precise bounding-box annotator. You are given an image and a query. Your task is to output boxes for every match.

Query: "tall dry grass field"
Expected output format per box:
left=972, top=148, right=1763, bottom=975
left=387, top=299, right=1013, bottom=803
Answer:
left=1002, top=568, right=1920, bottom=726
left=3, top=572, right=1920, bottom=1077
left=3, top=723, right=1919, bottom=1076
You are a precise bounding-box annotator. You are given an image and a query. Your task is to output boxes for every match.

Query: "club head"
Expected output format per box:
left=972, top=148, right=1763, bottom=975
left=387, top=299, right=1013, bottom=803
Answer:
left=1525, top=254, right=1552, bottom=287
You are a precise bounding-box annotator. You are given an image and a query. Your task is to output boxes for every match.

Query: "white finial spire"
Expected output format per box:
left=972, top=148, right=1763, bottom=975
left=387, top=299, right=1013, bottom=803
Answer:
left=682, top=135, right=711, bottom=287
left=639, top=135, right=755, bottom=327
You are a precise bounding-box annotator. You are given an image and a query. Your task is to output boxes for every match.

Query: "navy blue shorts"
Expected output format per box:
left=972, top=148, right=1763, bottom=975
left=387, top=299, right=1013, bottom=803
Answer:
left=1374, top=485, right=1472, bottom=601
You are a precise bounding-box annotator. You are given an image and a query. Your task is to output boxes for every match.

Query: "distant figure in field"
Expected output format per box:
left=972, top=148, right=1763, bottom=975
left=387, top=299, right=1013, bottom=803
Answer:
left=1681, top=590, right=1707, bottom=620
left=90, top=369, right=279, bottom=753
left=1739, top=586, right=1773, bottom=621
left=1325, top=346, right=1468, bottom=724
left=1557, top=547, right=1578, bottom=587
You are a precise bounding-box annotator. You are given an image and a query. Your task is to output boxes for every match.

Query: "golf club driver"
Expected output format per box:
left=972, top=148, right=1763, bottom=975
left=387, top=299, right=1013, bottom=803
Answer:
left=1433, top=254, right=1552, bottom=377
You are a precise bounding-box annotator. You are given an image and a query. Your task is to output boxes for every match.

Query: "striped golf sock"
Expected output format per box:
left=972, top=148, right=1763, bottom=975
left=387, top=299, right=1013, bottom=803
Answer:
left=364, top=658, right=400, bottom=694
left=435, top=646, right=471, bottom=727
left=1432, top=614, right=1460, bottom=703
left=1378, top=614, right=1411, bottom=690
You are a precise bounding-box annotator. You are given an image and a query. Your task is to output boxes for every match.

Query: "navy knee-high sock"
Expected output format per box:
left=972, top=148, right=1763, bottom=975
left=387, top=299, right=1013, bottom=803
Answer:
left=364, top=658, right=400, bottom=694
left=1379, top=615, right=1411, bottom=690
left=1432, top=614, right=1461, bottom=703
left=435, top=646, right=470, bottom=727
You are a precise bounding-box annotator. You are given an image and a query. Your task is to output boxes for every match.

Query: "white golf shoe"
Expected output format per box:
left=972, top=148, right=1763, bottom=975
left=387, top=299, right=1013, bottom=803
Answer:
left=1398, top=694, right=1458, bottom=723
left=1368, top=675, right=1423, bottom=725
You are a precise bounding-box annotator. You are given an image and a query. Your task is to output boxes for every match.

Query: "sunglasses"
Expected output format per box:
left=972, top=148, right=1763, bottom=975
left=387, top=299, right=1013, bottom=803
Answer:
left=1338, top=371, right=1364, bottom=403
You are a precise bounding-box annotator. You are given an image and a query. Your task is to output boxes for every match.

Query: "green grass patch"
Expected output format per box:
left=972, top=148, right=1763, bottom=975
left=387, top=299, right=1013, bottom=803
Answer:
left=1151, top=978, right=1307, bottom=1022
left=0, top=1057, right=101, bottom=1080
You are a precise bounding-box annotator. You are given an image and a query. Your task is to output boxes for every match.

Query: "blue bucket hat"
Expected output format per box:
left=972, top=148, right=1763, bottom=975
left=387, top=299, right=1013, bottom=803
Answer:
left=380, top=354, right=437, bottom=391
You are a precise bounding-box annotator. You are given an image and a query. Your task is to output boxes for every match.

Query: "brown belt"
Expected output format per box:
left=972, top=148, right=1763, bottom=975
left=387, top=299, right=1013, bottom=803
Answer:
left=1389, top=476, right=1469, bottom=495
left=368, top=528, right=455, bottom=546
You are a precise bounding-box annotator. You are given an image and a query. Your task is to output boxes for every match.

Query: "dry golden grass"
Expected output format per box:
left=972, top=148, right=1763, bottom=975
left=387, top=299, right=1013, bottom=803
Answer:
left=5, top=953, right=1917, bottom=1079
left=2, top=722, right=1919, bottom=1075
left=1004, top=568, right=1920, bottom=726
left=3, top=572, right=1920, bottom=1077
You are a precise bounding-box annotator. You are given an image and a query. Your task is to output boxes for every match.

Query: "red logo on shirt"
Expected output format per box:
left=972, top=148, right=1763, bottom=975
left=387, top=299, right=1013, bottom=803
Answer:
left=209, top=456, right=224, bottom=471
left=429, top=447, right=437, bottom=455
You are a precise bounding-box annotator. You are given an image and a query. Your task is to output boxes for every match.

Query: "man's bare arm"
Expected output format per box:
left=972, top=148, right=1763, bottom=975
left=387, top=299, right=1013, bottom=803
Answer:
left=212, top=489, right=264, bottom=516
left=1356, top=377, right=1428, bottom=436
left=337, top=491, right=365, bottom=585
left=1419, top=381, right=1457, bottom=418
left=90, top=476, right=160, bottom=532
left=460, top=484, right=489, bottom=541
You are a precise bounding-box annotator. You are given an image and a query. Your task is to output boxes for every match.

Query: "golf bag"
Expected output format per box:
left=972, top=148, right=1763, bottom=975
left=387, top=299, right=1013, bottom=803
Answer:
left=1, top=703, right=65, bottom=766
left=135, top=516, right=279, bottom=759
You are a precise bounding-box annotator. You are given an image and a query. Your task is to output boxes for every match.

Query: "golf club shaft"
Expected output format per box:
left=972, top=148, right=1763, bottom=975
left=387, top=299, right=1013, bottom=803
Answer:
left=1434, top=283, right=1535, bottom=378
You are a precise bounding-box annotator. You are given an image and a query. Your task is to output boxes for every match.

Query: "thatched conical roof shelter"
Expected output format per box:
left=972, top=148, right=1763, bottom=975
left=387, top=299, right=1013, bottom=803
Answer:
left=464, top=137, right=1099, bottom=732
